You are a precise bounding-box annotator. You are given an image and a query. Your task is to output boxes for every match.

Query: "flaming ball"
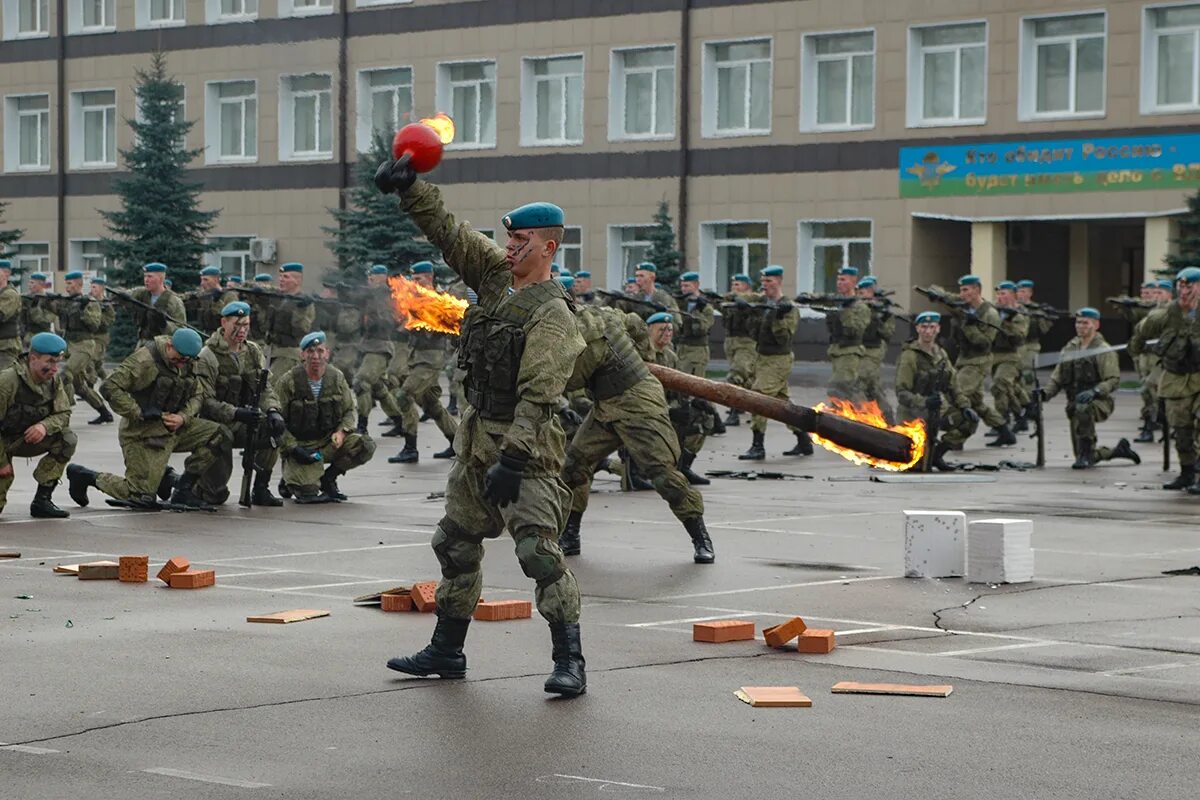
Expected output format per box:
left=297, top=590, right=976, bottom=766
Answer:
left=392, top=122, right=445, bottom=173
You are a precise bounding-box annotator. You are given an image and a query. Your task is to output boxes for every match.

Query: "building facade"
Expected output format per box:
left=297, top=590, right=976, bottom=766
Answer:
left=2, top=0, right=1200, bottom=313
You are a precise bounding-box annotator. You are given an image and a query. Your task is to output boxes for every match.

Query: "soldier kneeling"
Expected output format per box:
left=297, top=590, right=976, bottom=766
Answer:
left=0, top=333, right=77, bottom=518
left=277, top=331, right=376, bottom=503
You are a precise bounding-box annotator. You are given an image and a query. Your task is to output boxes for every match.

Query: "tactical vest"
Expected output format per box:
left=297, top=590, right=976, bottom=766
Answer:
left=409, top=328, right=445, bottom=352
left=59, top=296, right=94, bottom=341
left=955, top=302, right=996, bottom=359
left=862, top=311, right=885, bottom=348
left=271, top=299, right=308, bottom=348
left=757, top=307, right=793, bottom=356
left=1056, top=345, right=1104, bottom=391
left=1157, top=303, right=1200, bottom=374
left=213, top=345, right=262, bottom=407
left=908, top=348, right=952, bottom=397
left=725, top=298, right=755, bottom=339
left=362, top=291, right=395, bottom=341
left=678, top=302, right=708, bottom=346
left=459, top=280, right=572, bottom=421
left=587, top=309, right=651, bottom=401
left=992, top=309, right=1021, bottom=354
left=825, top=303, right=859, bottom=348
left=0, top=372, right=61, bottom=438
left=130, top=346, right=197, bottom=413
left=191, top=290, right=225, bottom=334
left=0, top=288, right=21, bottom=338
left=285, top=367, right=344, bottom=440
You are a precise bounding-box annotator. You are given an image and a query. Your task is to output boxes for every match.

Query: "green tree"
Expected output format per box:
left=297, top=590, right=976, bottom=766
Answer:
left=645, top=199, right=682, bottom=287
left=99, top=52, right=218, bottom=358
left=0, top=201, right=23, bottom=255
left=324, top=134, right=438, bottom=282
left=1164, top=191, right=1200, bottom=277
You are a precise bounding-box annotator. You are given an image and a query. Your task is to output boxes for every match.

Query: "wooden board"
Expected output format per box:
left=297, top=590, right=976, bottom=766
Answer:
left=53, top=564, right=80, bottom=575
left=247, top=609, right=331, bottom=624
left=735, top=687, right=813, bottom=708
left=0, top=551, right=20, bottom=559
left=352, top=586, right=410, bottom=604
left=831, top=681, right=953, bottom=697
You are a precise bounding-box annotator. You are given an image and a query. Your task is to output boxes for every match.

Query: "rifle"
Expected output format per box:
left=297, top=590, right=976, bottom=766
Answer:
left=1031, top=367, right=1045, bottom=468
left=1160, top=397, right=1171, bottom=472
left=238, top=368, right=271, bottom=509
left=794, top=292, right=858, bottom=307
left=1106, top=296, right=1156, bottom=309
left=1023, top=301, right=1071, bottom=318
left=104, top=286, right=202, bottom=334
left=914, top=286, right=1008, bottom=335
left=595, top=289, right=696, bottom=320
left=921, top=363, right=948, bottom=473
left=234, top=286, right=354, bottom=309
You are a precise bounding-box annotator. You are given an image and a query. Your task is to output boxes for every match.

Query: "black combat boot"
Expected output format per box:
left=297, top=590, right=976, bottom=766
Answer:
left=380, top=417, right=406, bottom=437
left=387, top=613, right=470, bottom=679
left=250, top=471, right=284, bottom=507
left=433, top=441, right=456, bottom=459
left=388, top=435, right=419, bottom=464
left=738, top=431, right=765, bottom=461
left=683, top=517, right=715, bottom=564
left=30, top=482, right=70, bottom=519
left=1107, top=438, right=1141, bottom=466
left=710, top=411, right=726, bottom=436
left=356, top=415, right=369, bottom=434
left=1071, top=438, right=1095, bottom=469
left=621, top=455, right=654, bottom=491
left=1012, top=411, right=1029, bottom=434
left=679, top=450, right=710, bottom=486
left=169, top=472, right=211, bottom=509
left=293, top=487, right=335, bottom=504
left=65, top=464, right=98, bottom=507
left=559, top=510, right=583, bottom=556
left=447, top=396, right=458, bottom=417
left=277, top=478, right=292, bottom=499
left=420, top=410, right=432, bottom=423
left=986, top=424, right=1017, bottom=447
left=1164, top=465, right=1196, bottom=490
left=320, top=467, right=348, bottom=502
left=544, top=622, right=587, bottom=697
left=724, top=409, right=741, bottom=427
left=1134, top=418, right=1156, bottom=443
left=782, top=431, right=814, bottom=456
left=156, top=466, right=178, bottom=501
left=87, top=407, right=114, bottom=425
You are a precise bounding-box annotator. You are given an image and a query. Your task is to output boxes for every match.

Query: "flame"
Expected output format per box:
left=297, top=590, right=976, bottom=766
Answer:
left=388, top=274, right=468, bottom=334
left=810, top=398, right=928, bottom=472
left=420, top=112, right=455, bottom=144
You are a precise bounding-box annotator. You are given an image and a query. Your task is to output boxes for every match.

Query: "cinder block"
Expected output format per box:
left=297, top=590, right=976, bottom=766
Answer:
left=156, top=556, right=190, bottom=585
left=381, top=592, right=414, bottom=612
left=119, top=555, right=150, bottom=583
left=763, top=617, right=808, bottom=648
left=796, top=629, right=836, bottom=654
left=693, top=620, right=756, bottom=643
left=967, top=518, right=1034, bottom=584
left=903, top=510, right=966, bottom=578
left=474, top=600, right=533, bottom=621
left=169, top=569, right=215, bottom=589
left=410, top=581, right=437, bottom=613
left=78, top=561, right=120, bottom=580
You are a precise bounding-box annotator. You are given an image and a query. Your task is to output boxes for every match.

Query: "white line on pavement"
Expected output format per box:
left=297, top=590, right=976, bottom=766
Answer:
left=202, top=543, right=429, bottom=564
left=142, top=767, right=271, bottom=788
left=647, top=574, right=900, bottom=601
left=537, top=774, right=665, bottom=792
left=269, top=580, right=390, bottom=592
left=935, top=641, right=1057, bottom=657
left=215, top=584, right=359, bottom=601
left=0, top=744, right=60, bottom=754
left=1100, top=662, right=1198, bottom=676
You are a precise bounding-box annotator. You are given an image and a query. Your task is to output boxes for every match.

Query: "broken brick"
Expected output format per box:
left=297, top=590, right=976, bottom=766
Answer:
left=474, top=600, right=533, bottom=621
left=119, top=555, right=150, bottom=583
left=763, top=617, right=808, bottom=648
left=381, top=592, right=414, bottom=612
left=169, top=569, right=215, bottom=589
left=796, top=629, right=836, bottom=654
left=156, top=557, right=190, bottom=585
left=693, top=620, right=756, bottom=643
left=410, top=581, right=437, bottom=613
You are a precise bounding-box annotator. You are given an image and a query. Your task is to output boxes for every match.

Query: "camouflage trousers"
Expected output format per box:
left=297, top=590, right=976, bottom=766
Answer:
left=1164, top=392, right=1200, bottom=468
left=331, top=342, right=360, bottom=380
left=677, top=344, right=710, bottom=377
left=280, top=431, right=376, bottom=495
left=1018, top=343, right=1039, bottom=394
left=751, top=353, right=799, bottom=435
left=990, top=354, right=1029, bottom=420
left=725, top=337, right=757, bottom=388
left=269, top=349, right=301, bottom=376
left=354, top=351, right=405, bottom=420
left=828, top=347, right=863, bottom=401
left=195, top=420, right=281, bottom=504
left=1063, top=393, right=1115, bottom=450
left=954, top=360, right=1005, bottom=431
left=898, top=398, right=974, bottom=449
left=0, top=431, right=77, bottom=512
left=397, top=365, right=458, bottom=442
left=96, top=419, right=231, bottom=502
left=1139, top=355, right=1162, bottom=424
left=65, top=340, right=106, bottom=413
left=0, top=339, right=20, bottom=371
left=857, top=345, right=895, bottom=420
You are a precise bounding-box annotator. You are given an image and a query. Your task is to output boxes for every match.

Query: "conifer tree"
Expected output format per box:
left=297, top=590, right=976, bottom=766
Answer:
left=645, top=199, right=682, bottom=287
left=1165, top=191, right=1200, bottom=276
left=0, top=201, right=23, bottom=254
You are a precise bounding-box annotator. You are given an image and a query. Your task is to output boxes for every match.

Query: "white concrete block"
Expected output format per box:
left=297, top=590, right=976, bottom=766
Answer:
left=967, top=518, right=1034, bottom=584
left=903, top=510, right=966, bottom=578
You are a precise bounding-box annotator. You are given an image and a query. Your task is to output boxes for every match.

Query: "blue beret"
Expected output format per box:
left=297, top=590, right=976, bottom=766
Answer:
left=996, top=280, right=1017, bottom=291
left=550, top=264, right=561, bottom=274
left=200, top=266, right=221, bottom=277
left=254, top=273, right=272, bottom=282
left=646, top=312, right=673, bottom=325
left=369, top=264, right=388, bottom=275
left=624, top=276, right=638, bottom=285
left=856, top=276, right=877, bottom=289
left=30, top=272, right=48, bottom=280
left=142, top=263, right=167, bottom=273
left=1177, top=267, right=1200, bottom=283
left=221, top=301, right=251, bottom=317
left=1142, top=280, right=1158, bottom=288
left=1157, top=279, right=1175, bottom=290
left=300, top=331, right=327, bottom=350
left=411, top=261, right=433, bottom=274
left=164, top=279, right=173, bottom=287
left=558, top=276, right=575, bottom=289
left=0, top=260, right=10, bottom=270
left=503, top=202, right=564, bottom=230
left=958, top=275, right=982, bottom=286
left=1017, top=279, right=1035, bottom=288
left=575, top=271, right=591, bottom=279
left=279, top=262, right=303, bottom=273
left=558, top=268, right=573, bottom=278
left=732, top=273, right=751, bottom=283
left=226, top=275, right=242, bottom=284
left=171, top=328, right=203, bottom=358
left=837, top=266, right=859, bottom=277
left=91, top=276, right=107, bottom=285
left=635, top=261, right=657, bottom=273
left=680, top=271, right=700, bottom=282
left=30, top=332, right=68, bottom=355
left=914, top=311, right=941, bottom=324
left=761, top=265, right=784, bottom=277
left=1075, top=307, right=1101, bottom=319
left=65, top=271, right=84, bottom=280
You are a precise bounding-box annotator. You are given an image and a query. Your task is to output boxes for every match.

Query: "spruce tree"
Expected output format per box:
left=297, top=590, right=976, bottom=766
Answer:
left=1164, top=190, right=1200, bottom=276
left=0, top=201, right=22, bottom=254
left=324, top=134, right=438, bottom=281
left=99, top=52, right=218, bottom=357
left=645, top=199, right=682, bottom=287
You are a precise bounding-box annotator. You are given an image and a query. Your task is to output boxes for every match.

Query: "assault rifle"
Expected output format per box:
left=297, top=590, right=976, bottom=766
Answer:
left=595, top=289, right=697, bottom=320
left=1022, top=301, right=1071, bottom=318
left=104, top=286, right=202, bottom=334
left=794, top=292, right=859, bottom=307
left=1106, top=296, right=1157, bottom=310
left=238, top=368, right=271, bottom=509
left=234, top=286, right=355, bottom=309
left=914, top=286, right=1009, bottom=335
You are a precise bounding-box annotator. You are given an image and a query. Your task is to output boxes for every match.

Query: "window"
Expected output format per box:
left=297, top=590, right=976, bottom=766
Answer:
left=357, top=67, right=413, bottom=152
left=1144, top=5, right=1200, bottom=112
left=207, top=236, right=253, bottom=279
left=610, top=46, right=676, bottom=140
left=798, top=221, right=872, bottom=293
left=437, top=61, right=496, bottom=148
left=71, top=89, right=117, bottom=169
left=207, top=0, right=257, bottom=22
left=281, top=74, right=332, bottom=161
left=558, top=227, right=582, bottom=273
left=522, top=55, right=584, bottom=146
left=137, top=0, right=184, bottom=27
left=70, top=240, right=111, bottom=274
left=70, top=0, right=114, bottom=32
left=4, top=94, right=51, bottom=171
left=3, top=0, right=48, bottom=38
left=12, top=242, right=50, bottom=276
left=703, top=39, right=771, bottom=137
left=279, top=0, right=331, bottom=18
left=702, top=222, right=769, bottom=289
left=206, top=80, right=257, bottom=163
left=802, top=31, right=874, bottom=130
left=909, top=23, right=986, bottom=126
left=476, top=228, right=495, bottom=241
left=1021, top=13, right=1106, bottom=118
left=608, top=225, right=657, bottom=286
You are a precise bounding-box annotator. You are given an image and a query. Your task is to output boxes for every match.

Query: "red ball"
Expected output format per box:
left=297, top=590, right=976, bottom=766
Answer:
left=392, top=123, right=444, bottom=173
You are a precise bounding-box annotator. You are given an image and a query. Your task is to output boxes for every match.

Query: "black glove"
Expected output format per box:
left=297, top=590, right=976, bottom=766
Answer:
left=734, top=297, right=750, bottom=309
left=693, top=295, right=708, bottom=309
left=652, top=303, right=669, bottom=313
left=668, top=406, right=692, bottom=425
left=233, top=406, right=265, bottom=424
left=1075, top=389, right=1096, bottom=406
left=140, top=406, right=163, bottom=422
left=1035, top=387, right=1048, bottom=403
left=962, top=407, right=980, bottom=425
left=775, top=301, right=793, bottom=315
left=925, top=395, right=942, bottom=413
left=374, top=156, right=417, bottom=196
left=295, top=295, right=313, bottom=308
left=558, top=407, right=583, bottom=428
left=266, top=411, right=286, bottom=437
left=289, top=446, right=323, bottom=465
left=483, top=451, right=527, bottom=508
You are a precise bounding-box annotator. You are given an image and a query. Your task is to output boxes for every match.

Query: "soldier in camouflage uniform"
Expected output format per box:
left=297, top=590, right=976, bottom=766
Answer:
left=21, top=272, right=58, bottom=348
left=740, top=265, right=813, bottom=460
left=183, top=266, right=237, bottom=334
left=194, top=301, right=288, bottom=506
left=129, top=263, right=188, bottom=347
left=855, top=276, right=896, bottom=422
left=49, top=271, right=112, bottom=425
left=442, top=275, right=471, bottom=416
left=1014, top=279, right=1054, bottom=434
left=986, top=281, right=1030, bottom=448
left=674, top=271, right=714, bottom=377
left=264, top=262, right=316, bottom=375
left=376, top=156, right=588, bottom=696
left=1121, top=280, right=1172, bottom=443
left=66, top=329, right=231, bottom=510
left=826, top=266, right=871, bottom=402
left=1039, top=308, right=1140, bottom=470
left=0, top=261, right=22, bottom=371
left=240, top=273, right=275, bottom=346
left=646, top=311, right=714, bottom=486
left=354, top=266, right=408, bottom=435
left=0, top=332, right=76, bottom=518
left=944, top=275, right=1007, bottom=449
left=572, top=270, right=596, bottom=305
left=895, top=312, right=978, bottom=470
left=275, top=331, right=376, bottom=504
left=89, top=277, right=116, bottom=387
left=314, top=281, right=363, bottom=378
left=720, top=273, right=759, bottom=427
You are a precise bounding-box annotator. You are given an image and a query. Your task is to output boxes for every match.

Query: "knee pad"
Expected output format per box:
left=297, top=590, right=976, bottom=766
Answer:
left=431, top=519, right=484, bottom=579
left=515, top=533, right=566, bottom=588
left=58, top=430, right=79, bottom=457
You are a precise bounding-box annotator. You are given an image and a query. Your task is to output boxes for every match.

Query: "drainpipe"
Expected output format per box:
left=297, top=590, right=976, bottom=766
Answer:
left=337, top=0, right=349, bottom=213
left=677, top=0, right=691, bottom=264
left=56, top=0, right=66, bottom=268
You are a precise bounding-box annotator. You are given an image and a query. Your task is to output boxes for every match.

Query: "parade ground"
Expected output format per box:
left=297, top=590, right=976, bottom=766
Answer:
left=2, top=379, right=1196, bottom=800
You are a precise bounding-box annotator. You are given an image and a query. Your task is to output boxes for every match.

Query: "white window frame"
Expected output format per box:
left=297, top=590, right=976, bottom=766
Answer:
left=12, top=242, right=51, bottom=276
left=68, top=0, right=115, bottom=34
left=796, top=219, right=873, bottom=294
left=206, top=235, right=255, bottom=279
left=356, top=66, right=414, bottom=153
left=608, top=45, right=677, bottom=142
left=69, top=239, right=111, bottom=274
left=800, top=29, right=876, bottom=132
left=206, top=0, right=257, bottom=24
left=605, top=224, right=658, bottom=289
left=558, top=226, right=583, bottom=273
left=702, top=38, right=773, bottom=139
left=4, top=93, right=52, bottom=172
left=906, top=21, right=988, bottom=128
left=1142, top=2, right=1200, bottom=114
left=355, top=0, right=413, bottom=6
left=436, top=59, right=497, bottom=150
left=279, top=0, right=333, bottom=19
left=136, top=0, right=185, bottom=28
left=1019, top=10, right=1108, bottom=121
left=2, top=0, right=49, bottom=40
left=699, top=221, right=771, bottom=289
left=520, top=53, right=585, bottom=148
left=70, top=88, right=118, bottom=170
left=279, top=73, right=334, bottom=162
left=205, top=80, right=258, bottom=165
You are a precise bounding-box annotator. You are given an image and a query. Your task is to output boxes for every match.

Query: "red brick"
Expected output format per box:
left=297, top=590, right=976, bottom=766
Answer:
left=693, top=620, right=756, bottom=643
left=156, top=557, right=190, bottom=585
left=796, top=629, right=836, bottom=654
left=762, top=617, right=808, bottom=648
left=169, top=569, right=215, bottom=589
left=474, top=600, right=533, bottom=621
left=410, top=581, right=437, bottom=613
left=119, top=555, right=150, bottom=583
left=381, top=592, right=414, bottom=612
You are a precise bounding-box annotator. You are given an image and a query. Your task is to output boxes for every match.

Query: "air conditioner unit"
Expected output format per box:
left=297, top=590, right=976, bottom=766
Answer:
left=249, top=238, right=277, bottom=264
